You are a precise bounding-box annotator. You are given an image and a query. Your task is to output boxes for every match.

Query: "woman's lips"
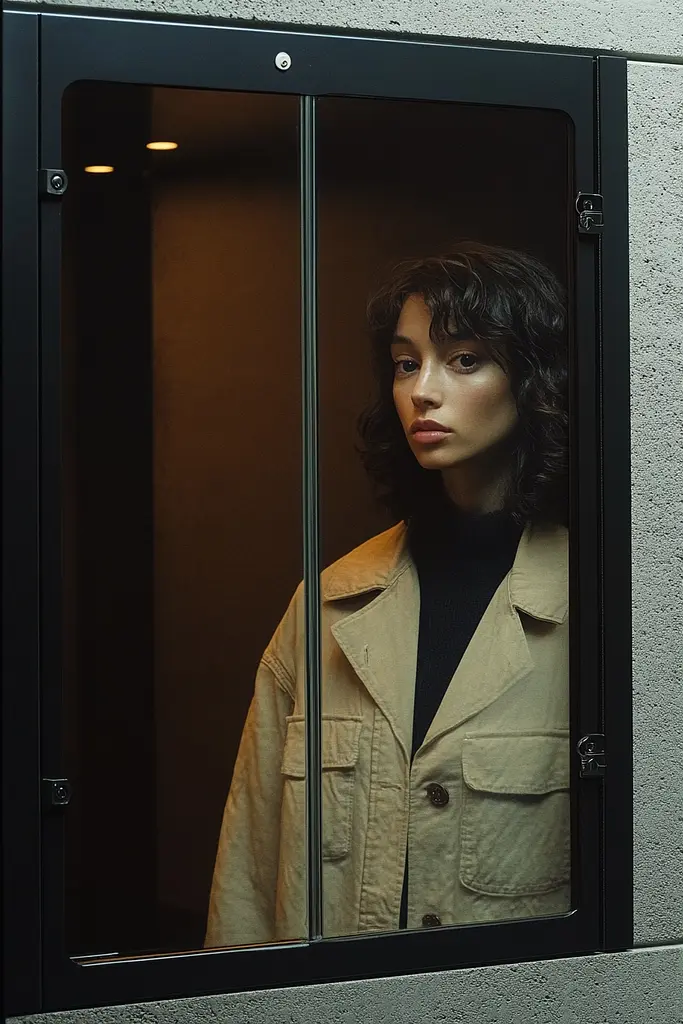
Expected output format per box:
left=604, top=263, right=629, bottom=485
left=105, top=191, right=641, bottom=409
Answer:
left=412, top=430, right=450, bottom=444
left=410, top=421, right=452, bottom=444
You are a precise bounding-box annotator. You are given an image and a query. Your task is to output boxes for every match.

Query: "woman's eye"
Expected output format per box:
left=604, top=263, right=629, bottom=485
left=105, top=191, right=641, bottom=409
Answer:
left=451, top=352, right=480, bottom=372
left=394, top=358, right=419, bottom=376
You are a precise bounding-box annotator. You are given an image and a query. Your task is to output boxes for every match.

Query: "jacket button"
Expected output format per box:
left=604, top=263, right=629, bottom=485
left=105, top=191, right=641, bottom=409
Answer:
left=426, top=782, right=449, bottom=807
left=422, top=913, right=442, bottom=927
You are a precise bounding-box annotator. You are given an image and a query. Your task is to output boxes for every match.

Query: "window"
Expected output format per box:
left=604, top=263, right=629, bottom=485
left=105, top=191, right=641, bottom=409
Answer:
left=1, top=10, right=632, bottom=1015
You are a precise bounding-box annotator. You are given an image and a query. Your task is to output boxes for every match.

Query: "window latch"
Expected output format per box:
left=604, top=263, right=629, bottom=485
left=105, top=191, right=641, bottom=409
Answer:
left=39, top=168, right=68, bottom=197
left=42, top=778, right=72, bottom=809
left=577, top=734, right=605, bottom=778
left=576, top=192, right=603, bottom=234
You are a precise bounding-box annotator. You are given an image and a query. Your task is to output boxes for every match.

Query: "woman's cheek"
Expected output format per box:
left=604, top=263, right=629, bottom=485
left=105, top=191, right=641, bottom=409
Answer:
left=466, top=377, right=513, bottom=419
left=393, top=386, right=412, bottom=430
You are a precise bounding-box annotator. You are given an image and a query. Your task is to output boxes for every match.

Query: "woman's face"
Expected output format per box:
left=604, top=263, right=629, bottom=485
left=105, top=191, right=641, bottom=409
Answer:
left=391, top=294, right=518, bottom=474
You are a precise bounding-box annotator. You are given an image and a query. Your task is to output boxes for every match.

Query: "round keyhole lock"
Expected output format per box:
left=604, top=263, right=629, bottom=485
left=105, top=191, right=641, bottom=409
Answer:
left=275, top=51, right=292, bottom=71
left=47, top=779, right=73, bottom=806
left=50, top=173, right=66, bottom=192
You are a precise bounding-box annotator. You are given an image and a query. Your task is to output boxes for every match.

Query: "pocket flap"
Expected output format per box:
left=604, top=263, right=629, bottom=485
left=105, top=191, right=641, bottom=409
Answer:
left=281, top=717, right=362, bottom=778
left=462, top=732, right=569, bottom=795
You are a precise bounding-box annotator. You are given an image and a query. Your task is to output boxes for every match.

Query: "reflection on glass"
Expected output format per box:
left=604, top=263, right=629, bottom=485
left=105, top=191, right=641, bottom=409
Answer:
left=315, top=98, right=572, bottom=936
left=61, top=83, right=302, bottom=956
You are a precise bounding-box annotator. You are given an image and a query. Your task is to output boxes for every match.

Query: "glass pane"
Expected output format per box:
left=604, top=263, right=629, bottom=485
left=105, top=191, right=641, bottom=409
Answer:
left=316, top=97, right=573, bottom=936
left=61, top=82, right=304, bottom=956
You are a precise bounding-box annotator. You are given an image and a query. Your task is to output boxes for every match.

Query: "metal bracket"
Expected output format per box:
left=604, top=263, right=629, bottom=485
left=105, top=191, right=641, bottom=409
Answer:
left=576, top=192, right=603, bottom=234
left=42, top=778, right=72, bottom=809
left=577, top=734, right=605, bottom=778
left=39, top=168, right=68, bottom=197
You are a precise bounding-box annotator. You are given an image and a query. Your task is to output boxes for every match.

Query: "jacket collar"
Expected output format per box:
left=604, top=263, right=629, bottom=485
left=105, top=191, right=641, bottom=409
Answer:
left=322, top=520, right=568, bottom=625
left=322, top=524, right=409, bottom=601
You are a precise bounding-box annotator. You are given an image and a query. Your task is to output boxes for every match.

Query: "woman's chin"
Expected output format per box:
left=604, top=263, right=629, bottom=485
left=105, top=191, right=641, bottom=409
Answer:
left=414, top=450, right=463, bottom=471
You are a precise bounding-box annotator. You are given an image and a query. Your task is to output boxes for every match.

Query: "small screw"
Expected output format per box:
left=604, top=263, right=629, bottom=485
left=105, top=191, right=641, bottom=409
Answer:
left=50, top=173, right=65, bottom=192
left=275, top=51, right=292, bottom=71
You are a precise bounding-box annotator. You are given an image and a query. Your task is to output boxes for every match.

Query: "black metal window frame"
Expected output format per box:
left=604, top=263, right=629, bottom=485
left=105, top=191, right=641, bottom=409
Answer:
left=1, top=7, right=632, bottom=1017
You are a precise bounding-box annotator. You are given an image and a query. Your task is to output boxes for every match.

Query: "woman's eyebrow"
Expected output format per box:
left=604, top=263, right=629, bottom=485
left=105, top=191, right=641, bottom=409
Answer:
left=390, top=333, right=418, bottom=347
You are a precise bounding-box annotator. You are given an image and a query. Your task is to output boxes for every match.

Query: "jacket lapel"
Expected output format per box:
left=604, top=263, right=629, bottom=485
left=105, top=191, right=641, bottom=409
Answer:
left=324, top=525, right=417, bottom=762
left=323, top=520, right=568, bottom=762
left=330, top=560, right=418, bottom=764
left=419, top=522, right=568, bottom=752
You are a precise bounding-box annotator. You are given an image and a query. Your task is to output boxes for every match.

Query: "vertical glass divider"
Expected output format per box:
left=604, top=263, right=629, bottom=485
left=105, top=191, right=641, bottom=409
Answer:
left=300, top=94, right=323, bottom=942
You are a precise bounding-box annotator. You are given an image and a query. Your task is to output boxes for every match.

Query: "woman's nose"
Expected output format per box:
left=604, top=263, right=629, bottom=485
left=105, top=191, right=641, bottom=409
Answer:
left=411, top=368, right=441, bottom=409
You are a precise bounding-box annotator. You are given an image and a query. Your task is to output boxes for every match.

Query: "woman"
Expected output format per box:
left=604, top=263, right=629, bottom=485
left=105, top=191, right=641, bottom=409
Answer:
left=205, top=242, right=570, bottom=946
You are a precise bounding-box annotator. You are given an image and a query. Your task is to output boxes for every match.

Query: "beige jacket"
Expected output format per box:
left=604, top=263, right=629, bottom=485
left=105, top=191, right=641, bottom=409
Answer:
left=205, top=521, right=570, bottom=946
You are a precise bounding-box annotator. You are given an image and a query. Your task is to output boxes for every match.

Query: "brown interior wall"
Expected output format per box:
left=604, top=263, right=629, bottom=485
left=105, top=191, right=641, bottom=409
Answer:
left=151, top=187, right=302, bottom=930
left=151, top=95, right=302, bottom=937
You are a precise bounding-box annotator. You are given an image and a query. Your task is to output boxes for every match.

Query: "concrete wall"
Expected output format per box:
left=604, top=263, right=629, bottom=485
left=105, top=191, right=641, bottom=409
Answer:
left=10, top=0, right=683, bottom=60
left=7, top=0, right=683, bottom=1021
left=12, top=947, right=683, bottom=1024
left=628, top=61, right=683, bottom=949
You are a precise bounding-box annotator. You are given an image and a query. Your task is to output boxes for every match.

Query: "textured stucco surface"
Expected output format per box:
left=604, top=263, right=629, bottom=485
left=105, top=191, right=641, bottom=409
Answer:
left=628, top=61, right=683, bottom=947
left=10, top=0, right=683, bottom=61
left=10, top=946, right=683, bottom=1024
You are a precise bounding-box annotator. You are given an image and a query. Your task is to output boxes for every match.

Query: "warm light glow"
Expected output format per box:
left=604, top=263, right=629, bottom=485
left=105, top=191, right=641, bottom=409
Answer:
left=84, top=165, right=115, bottom=174
left=146, top=141, right=179, bottom=151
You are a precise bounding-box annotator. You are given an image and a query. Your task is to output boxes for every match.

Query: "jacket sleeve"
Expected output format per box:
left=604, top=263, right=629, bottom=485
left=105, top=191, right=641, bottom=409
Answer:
left=204, top=650, right=295, bottom=947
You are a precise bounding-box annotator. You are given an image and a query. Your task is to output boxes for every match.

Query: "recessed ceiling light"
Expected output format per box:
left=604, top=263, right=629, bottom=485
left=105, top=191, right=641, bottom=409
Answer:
left=84, top=165, right=115, bottom=174
left=146, top=141, right=179, bottom=151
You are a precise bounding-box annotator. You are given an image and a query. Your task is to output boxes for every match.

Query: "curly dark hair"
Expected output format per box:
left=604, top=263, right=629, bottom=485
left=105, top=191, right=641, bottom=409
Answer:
left=358, top=242, right=569, bottom=526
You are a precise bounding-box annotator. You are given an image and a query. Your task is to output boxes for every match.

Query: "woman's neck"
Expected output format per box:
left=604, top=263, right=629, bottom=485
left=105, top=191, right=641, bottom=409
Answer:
left=440, top=454, right=514, bottom=515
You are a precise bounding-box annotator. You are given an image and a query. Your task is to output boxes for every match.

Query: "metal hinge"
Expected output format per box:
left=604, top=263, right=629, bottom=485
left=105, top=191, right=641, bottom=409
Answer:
left=39, top=168, right=68, bottom=197
left=576, top=193, right=603, bottom=234
left=42, top=778, right=72, bottom=809
left=577, top=734, right=605, bottom=778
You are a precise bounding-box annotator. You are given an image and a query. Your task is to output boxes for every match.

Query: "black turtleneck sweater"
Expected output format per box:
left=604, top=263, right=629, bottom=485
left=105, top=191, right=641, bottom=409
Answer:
left=399, top=496, right=523, bottom=927
left=408, top=498, right=523, bottom=757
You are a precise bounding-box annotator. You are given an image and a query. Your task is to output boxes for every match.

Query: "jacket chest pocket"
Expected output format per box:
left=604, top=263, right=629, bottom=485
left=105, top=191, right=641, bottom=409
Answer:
left=281, top=716, right=362, bottom=861
left=459, top=732, right=570, bottom=896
